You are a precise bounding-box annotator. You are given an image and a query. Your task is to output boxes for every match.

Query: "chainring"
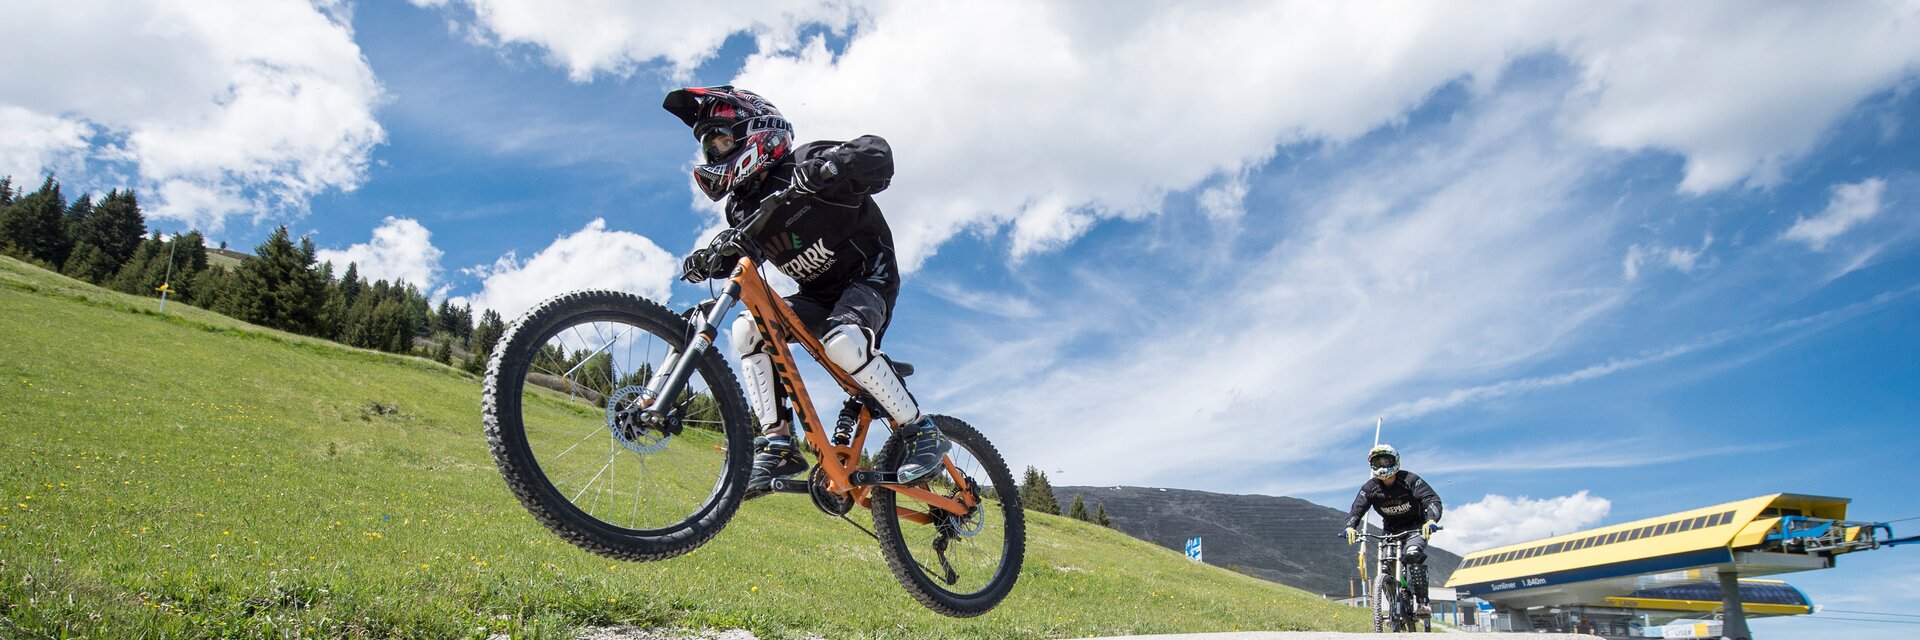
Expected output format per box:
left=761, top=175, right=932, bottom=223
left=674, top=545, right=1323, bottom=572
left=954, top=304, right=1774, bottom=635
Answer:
left=807, top=466, right=853, bottom=516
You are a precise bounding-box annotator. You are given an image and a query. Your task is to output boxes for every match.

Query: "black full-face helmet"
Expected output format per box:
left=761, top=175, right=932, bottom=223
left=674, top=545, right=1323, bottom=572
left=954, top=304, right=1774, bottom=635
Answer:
left=662, top=85, right=793, bottom=201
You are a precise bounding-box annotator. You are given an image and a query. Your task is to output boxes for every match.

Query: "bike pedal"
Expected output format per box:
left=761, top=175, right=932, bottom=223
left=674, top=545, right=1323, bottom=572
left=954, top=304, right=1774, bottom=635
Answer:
left=767, top=477, right=810, bottom=494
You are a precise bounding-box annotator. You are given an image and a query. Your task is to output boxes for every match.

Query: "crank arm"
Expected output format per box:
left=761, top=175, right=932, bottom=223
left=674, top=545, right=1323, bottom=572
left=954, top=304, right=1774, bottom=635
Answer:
left=766, top=477, right=811, bottom=494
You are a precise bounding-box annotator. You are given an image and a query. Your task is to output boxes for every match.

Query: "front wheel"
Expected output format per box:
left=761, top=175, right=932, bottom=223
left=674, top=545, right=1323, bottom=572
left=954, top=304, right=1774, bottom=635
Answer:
left=871, top=415, right=1025, bottom=617
left=482, top=290, right=753, bottom=561
left=1372, top=579, right=1389, bottom=632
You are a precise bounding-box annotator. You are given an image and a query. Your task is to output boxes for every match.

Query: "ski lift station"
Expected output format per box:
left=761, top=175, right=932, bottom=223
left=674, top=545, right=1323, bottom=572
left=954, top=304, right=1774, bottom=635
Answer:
left=1444, top=493, right=1917, bottom=638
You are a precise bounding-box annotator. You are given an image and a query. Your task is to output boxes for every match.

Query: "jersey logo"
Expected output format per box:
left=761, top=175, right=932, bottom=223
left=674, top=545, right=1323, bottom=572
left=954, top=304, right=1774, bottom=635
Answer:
left=1380, top=502, right=1413, bottom=516
left=779, top=238, right=838, bottom=282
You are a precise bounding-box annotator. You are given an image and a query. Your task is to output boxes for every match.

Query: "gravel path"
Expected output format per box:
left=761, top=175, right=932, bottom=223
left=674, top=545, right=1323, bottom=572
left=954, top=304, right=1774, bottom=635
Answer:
left=572, top=628, right=1600, bottom=640
left=1090, top=630, right=1597, bottom=634
left=571, top=628, right=785, bottom=640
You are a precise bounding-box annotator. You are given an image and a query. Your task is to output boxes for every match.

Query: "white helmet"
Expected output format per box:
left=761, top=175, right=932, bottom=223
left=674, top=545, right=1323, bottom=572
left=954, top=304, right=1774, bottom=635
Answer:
left=1368, top=444, right=1400, bottom=479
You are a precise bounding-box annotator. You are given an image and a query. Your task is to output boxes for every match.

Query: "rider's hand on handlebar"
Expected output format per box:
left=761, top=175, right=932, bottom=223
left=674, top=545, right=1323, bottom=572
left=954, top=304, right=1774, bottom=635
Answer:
left=791, top=158, right=839, bottom=196
left=1422, top=520, right=1441, bottom=538
left=680, top=249, right=723, bottom=283
left=1344, top=526, right=1360, bottom=545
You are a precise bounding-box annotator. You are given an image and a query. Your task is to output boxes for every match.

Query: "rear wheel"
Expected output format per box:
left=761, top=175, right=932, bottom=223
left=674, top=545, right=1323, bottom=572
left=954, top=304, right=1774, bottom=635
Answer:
left=1394, top=586, right=1416, bottom=632
left=871, top=415, right=1024, bottom=617
left=483, top=290, right=752, bottom=561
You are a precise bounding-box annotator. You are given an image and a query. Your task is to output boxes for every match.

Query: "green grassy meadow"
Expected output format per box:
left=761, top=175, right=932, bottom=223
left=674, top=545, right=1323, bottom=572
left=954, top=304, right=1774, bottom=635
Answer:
left=0, top=255, right=1368, bottom=639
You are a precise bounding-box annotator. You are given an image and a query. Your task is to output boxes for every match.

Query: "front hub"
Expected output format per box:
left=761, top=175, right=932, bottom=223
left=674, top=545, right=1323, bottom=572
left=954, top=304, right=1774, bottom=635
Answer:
left=606, top=385, right=671, bottom=454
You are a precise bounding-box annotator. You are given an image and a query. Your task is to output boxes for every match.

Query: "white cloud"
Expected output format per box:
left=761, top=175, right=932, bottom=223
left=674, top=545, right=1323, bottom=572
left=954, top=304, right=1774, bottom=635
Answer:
left=0, top=0, right=384, bottom=229
left=1785, top=178, right=1889, bottom=251
left=424, top=1, right=1920, bottom=266
left=1444, top=491, right=1612, bottom=552
left=1624, top=233, right=1715, bottom=280
left=318, top=217, right=446, bottom=293
left=0, top=107, right=90, bottom=182
left=409, top=0, right=854, bottom=81
left=924, top=280, right=1040, bottom=319
left=465, top=218, right=678, bottom=318
left=910, top=84, right=1640, bottom=486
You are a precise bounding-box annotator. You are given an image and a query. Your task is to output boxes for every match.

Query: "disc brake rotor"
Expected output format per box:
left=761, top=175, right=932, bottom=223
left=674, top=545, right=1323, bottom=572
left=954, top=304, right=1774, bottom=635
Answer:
left=606, top=385, right=670, bottom=454
left=945, top=477, right=986, bottom=538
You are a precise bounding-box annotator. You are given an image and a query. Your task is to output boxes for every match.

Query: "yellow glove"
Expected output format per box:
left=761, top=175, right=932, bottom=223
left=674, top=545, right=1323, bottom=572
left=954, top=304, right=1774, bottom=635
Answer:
left=1422, top=520, right=1440, bottom=538
left=1344, top=527, right=1360, bottom=545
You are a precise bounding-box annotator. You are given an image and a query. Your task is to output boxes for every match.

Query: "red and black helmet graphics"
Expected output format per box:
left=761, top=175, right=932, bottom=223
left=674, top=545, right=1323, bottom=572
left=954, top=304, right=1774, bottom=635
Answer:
left=663, top=85, right=793, bottom=201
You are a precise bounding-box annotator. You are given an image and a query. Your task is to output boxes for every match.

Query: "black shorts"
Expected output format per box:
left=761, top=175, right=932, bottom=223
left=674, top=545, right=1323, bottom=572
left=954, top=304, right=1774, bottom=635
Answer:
left=785, top=282, right=896, bottom=344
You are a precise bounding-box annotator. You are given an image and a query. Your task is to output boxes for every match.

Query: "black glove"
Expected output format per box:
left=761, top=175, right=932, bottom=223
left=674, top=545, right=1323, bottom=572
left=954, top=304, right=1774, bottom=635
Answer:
left=791, top=158, right=840, bottom=196
left=681, top=249, right=718, bottom=282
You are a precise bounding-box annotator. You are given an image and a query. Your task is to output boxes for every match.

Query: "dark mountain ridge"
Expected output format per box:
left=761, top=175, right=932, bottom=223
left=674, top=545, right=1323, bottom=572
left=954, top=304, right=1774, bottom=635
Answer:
left=1054, top=485, right=1462, bottom=597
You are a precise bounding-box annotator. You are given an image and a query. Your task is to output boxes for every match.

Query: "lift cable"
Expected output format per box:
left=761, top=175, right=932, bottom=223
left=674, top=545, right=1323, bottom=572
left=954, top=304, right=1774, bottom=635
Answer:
left=1820, top=607, right=1920, bottom=618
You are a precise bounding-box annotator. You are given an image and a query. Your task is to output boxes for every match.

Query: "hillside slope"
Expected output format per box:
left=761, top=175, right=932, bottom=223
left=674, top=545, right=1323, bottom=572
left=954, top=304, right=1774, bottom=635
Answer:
left=0, top=256, right=1368, bottom=640
left=1054, top=486, right=1462, bottom=597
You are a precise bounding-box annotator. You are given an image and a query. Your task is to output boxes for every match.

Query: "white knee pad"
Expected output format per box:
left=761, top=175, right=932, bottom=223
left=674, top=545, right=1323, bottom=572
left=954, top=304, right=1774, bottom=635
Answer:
left=731, top=312, right=779, bottom=428
left=822, top=323, right=875, bottom=373
left=730, top=312, right=764, bottom=357
left=824, top=324, right=921, bottom=424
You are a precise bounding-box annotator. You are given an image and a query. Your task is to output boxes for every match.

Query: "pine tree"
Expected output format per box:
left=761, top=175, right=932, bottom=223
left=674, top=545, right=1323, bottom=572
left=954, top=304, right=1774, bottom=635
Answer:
left=453, top=302, right=474, bottom=340
left=110, top=233, right=163, bottom=294
left=190, top=266, right=236, bottom=309
left=229, top=226, right=328, bottom=335
left=338, top=262, right=362, bottom=307
left=64, top=189, right=147, bottom=283
left=404, top=284, right=431, bottom=337
left=63, top=194, right=92, bottom=237
left=369, top=298, right=415, bottom=353
left=431, top=340, right=452, bottom=365
left=0, top=176, right=71, bottom=266
left=161, top=231, right=208, bottom=301
left=472, top=309, right=505, bottom=357
left=1095, top=503, right=1112, bottom=527
left=0, top=176, right=14, bottom=207
left=1069, top=494, right=1089, bottom=521
left=90, top=189, right=145, bottom=269
left=1019, top=466, right=1061, bottom=515
left=463, top=308, right=506, bottom=374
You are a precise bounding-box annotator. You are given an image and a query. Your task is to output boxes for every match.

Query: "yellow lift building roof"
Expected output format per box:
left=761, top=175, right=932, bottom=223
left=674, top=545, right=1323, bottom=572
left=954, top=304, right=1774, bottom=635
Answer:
left=1445, top=493, right=1864, bottom=609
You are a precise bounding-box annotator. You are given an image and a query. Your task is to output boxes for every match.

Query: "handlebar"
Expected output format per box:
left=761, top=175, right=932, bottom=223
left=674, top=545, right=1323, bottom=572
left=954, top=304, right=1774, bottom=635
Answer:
left=1337, top=525, right=1442, bottom=541
left=683, top=185, right=803, bottom=282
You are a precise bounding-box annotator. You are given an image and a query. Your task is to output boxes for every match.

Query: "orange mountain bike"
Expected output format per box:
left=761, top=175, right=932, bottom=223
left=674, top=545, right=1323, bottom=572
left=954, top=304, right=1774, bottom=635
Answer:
left=481, top=187, right=1025, bottom=616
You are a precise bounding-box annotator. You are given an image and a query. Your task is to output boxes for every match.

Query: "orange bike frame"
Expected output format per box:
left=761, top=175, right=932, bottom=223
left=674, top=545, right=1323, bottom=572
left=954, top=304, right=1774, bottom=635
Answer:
left=725, top=256, right=975, bottom=521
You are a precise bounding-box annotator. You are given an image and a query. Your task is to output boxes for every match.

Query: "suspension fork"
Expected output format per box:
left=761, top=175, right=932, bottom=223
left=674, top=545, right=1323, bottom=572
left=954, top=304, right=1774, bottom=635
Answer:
left=641, top=279, right=742, bottom=427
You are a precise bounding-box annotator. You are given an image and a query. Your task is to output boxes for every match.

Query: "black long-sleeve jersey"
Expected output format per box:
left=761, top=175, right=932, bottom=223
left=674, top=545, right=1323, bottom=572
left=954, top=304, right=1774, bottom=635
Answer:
left=726, top=136, right=898, bottom=300
left=1345, top=470, right=1443, bottom=532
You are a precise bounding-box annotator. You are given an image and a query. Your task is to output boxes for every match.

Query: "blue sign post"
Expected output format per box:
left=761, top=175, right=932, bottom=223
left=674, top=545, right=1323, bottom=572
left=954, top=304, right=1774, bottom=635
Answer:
left=1185, top=536, right=1203, bottom=562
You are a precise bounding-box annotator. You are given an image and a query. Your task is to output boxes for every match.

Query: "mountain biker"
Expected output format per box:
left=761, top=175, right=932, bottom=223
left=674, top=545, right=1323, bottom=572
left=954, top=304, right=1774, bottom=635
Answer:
left=1343, top=444, right=1443, bottom=617
left=664, top=85, right=950, bottom=498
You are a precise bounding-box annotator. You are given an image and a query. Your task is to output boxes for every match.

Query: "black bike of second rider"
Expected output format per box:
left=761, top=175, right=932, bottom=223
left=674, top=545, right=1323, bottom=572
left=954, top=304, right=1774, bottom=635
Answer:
left=1345, top=467, right=1443, bottom=608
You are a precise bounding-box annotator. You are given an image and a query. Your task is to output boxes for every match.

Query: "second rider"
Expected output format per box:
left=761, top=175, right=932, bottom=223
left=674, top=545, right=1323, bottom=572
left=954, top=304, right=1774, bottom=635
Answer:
left=1343, top=444, right=1444, bottom=617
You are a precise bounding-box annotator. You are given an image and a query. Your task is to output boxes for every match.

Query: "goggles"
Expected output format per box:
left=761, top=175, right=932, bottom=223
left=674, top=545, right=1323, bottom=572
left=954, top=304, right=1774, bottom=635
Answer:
left=700, top=127, right=737, bottom=163
left=1370, top=455, right=1398, bottom=469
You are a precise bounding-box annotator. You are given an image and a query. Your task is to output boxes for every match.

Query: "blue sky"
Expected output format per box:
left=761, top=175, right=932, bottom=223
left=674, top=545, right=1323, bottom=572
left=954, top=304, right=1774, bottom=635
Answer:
left=5, top=1, right=1919, bottom=632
